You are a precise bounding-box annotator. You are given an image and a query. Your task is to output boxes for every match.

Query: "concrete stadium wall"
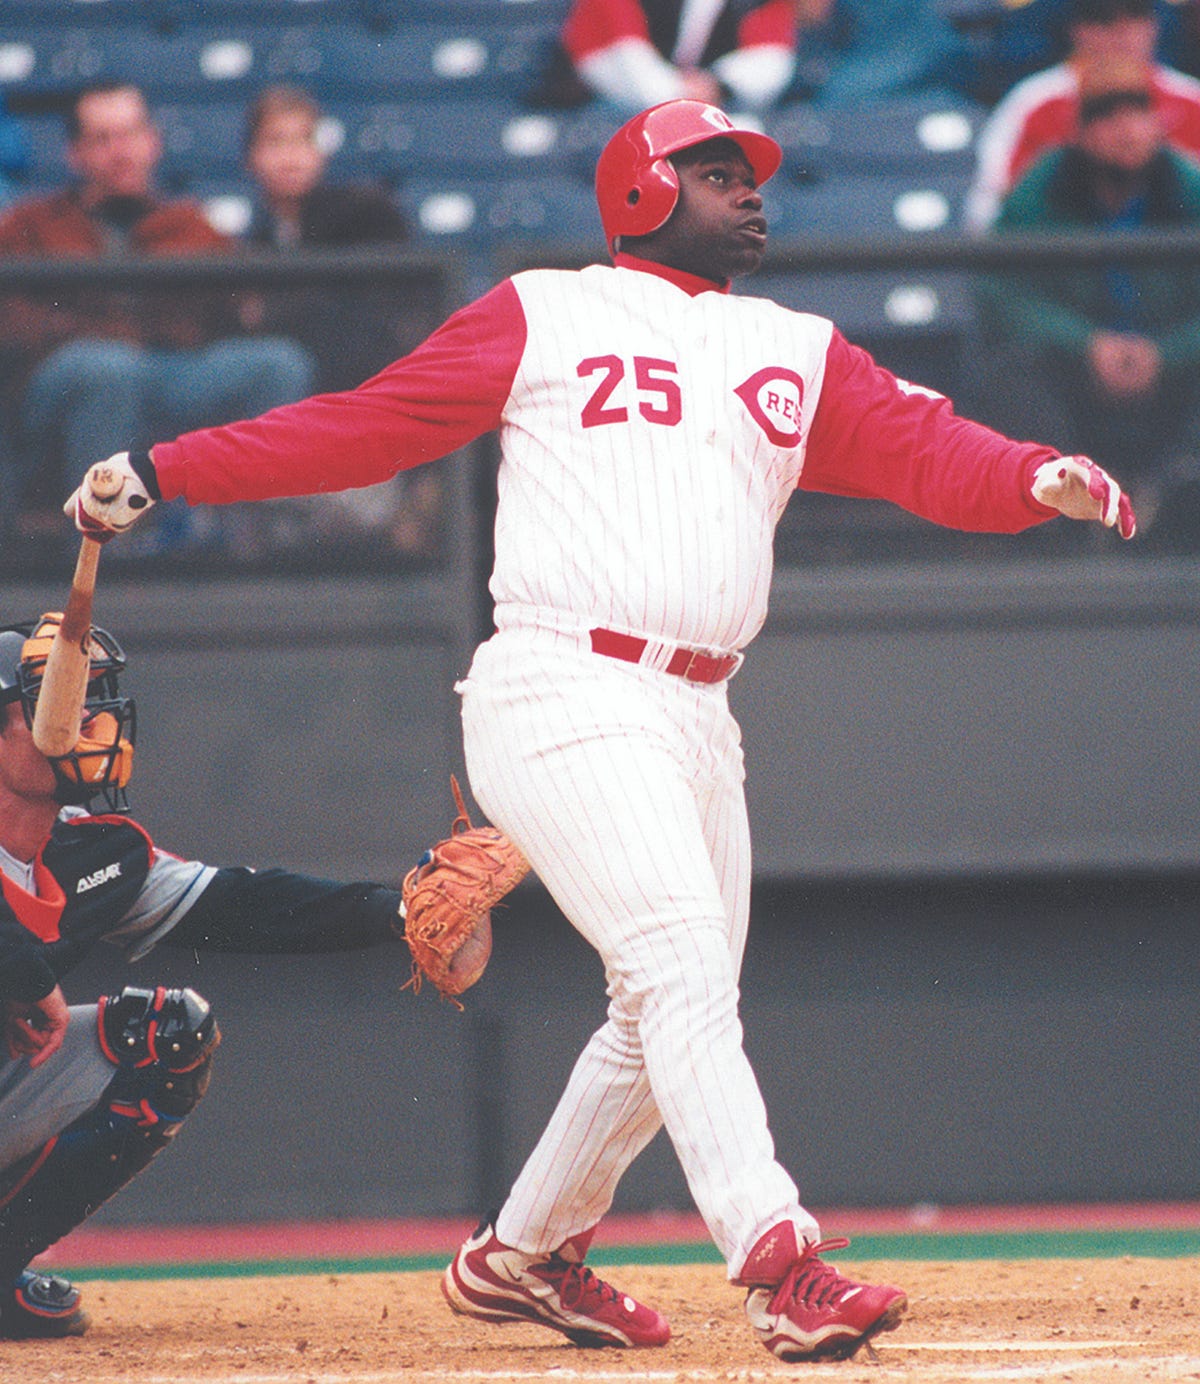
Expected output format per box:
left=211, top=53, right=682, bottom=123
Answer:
left=7, top=553, right=1199, bottom=1222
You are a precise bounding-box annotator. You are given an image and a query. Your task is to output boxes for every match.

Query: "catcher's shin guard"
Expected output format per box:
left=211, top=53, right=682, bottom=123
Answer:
left=0, top=985, right=219, bottom=1282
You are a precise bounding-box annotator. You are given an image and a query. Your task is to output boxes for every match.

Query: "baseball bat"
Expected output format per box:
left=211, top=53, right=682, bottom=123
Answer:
left=31, top=466, right=123, bottom=757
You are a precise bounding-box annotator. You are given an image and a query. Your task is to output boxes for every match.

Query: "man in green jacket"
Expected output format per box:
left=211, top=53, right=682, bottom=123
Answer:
left=975, top=53, right=1200, bottom=549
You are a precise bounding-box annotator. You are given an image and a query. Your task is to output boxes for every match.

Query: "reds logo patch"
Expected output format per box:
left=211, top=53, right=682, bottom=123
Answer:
left=734, top=367, right=805, bottom=447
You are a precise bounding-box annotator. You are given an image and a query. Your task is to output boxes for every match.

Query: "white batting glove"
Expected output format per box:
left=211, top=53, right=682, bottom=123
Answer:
left=1031, top=455, right=1137, bottom=540
left=63, top=451, right=156, bottom=542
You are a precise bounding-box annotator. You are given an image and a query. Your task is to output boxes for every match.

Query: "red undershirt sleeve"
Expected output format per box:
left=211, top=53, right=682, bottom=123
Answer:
left=800, top=328, right=1059, bottom=533
left=151, top=279, right=527, bottom=506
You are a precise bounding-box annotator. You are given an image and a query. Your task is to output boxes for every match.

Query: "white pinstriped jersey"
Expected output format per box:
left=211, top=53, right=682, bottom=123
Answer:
left=493, top=265, right=829, bottom=651
left=154, top=255, right=1058, bottom=657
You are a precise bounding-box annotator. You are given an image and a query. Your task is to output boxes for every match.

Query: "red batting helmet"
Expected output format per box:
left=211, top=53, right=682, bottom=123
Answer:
left=595, top=99, right=782, bottom=255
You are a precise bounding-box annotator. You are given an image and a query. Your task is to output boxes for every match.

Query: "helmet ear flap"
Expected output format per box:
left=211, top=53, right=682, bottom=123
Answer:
left=617, top=155, right=681, bottom=243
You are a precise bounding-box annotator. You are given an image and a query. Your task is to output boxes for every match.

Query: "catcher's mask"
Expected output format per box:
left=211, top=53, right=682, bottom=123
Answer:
left=0, top=614, right=136, bottom=811
left=595, top=99, right=782, bottom=256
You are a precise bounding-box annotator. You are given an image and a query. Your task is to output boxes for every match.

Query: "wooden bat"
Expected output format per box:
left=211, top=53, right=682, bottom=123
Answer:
left=31, top=465, right=123, bottom=756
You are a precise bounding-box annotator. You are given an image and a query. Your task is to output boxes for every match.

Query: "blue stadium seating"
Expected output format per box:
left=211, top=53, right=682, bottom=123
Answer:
left=300, top=21, right=553, bottom=97
left=398, top=172, right=600, bottom=249
left=0, top=11, right=559, bottom=100
left=766, top=167, right=970, bottom=240
left=11, top=112, right=75, bottom=184
left=767, top=95, right=987, bottom=181
left=0, top=0, right=154, bottom=16
left=324, top=97, right=610, bottom=182
left=372, top=0, right=570, bottom=21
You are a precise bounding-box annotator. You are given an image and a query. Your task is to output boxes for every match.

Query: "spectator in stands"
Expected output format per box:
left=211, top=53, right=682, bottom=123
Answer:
left=548, top=0, right=802, bottom=114
left=240, top=85, right=437, bottom=563
left=973, top=54, right=1200, bottom=549
left=0, top=82, right=313, bottom=548
left=242, top=85, right=410, bottom=389
left=978, top=0, right=1194, bottom=98
left=965, top=0, right=1200, bottom=233
left=244, top=86, right=408, bottom=252
left=791, top=0, right=977, bottom=108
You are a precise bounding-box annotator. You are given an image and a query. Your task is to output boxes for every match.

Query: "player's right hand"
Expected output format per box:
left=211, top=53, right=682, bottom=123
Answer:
left=63, top=451, right=157, bottom=540
left=1030, top=455, right=1137, bottom=540
left=4, top=984, right=70, bottom=1068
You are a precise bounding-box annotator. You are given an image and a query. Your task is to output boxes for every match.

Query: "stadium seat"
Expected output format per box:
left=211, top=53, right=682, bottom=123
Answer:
left=13, top=112, right=72, bottom=183
left=372, top=0, right=570, bottom=21
left=312, top=21, right=553, bottom=97
left=399, top=173, right=599, bottom=249
left=0, top=14, right=559, bottom=104
left=194, top=183, right=257, bottom=237
left=767, top=168, right=969, bottom=240
left=0, top=21, right=260, bottom=99
left=767, top=95, right=986, bottom=181
left=157, top=100, right=247, bottom=178
left=0, top=0, right=154, bottom=16
left=174, top=0, right=345, bottom=13
left=324, top=97, right=609, bottom=183
left=187, top=0, right=569, bottom=18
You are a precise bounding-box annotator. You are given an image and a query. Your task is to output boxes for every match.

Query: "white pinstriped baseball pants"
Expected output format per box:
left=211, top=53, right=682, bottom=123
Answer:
left=457, top=623, right=819, bottom=1276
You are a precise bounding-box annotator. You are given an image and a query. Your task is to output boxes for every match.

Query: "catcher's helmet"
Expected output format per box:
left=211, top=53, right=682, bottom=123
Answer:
left=0, top=628, right=27, bottom=707
left=0, top=615, right=136, bottom=811
left=595, top=99, right=782, bottom=255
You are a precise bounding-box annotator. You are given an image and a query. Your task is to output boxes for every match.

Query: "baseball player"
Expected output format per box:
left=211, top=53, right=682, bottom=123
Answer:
left=64, top=100, right=1136, bottom=1362
left=0, top=615, right=439, bottom=1339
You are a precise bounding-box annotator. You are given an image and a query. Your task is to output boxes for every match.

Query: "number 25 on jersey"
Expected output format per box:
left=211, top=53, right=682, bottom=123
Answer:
left=578, top=355, right=682, bottom=429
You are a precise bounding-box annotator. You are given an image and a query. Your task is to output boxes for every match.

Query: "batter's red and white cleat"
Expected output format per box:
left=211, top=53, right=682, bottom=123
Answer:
left=442, top=1216, right=671, bottom=1348
left=742, top=1234, right=907, bottom=1362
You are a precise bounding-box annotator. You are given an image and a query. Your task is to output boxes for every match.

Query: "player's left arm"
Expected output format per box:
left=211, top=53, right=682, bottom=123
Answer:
left=109, top=848, right=397, bottom=955
left=159, top=868, right=401, bottom=954
left=105, top=849, right=396, bottom=958
left=799, top=328, right=1135, bottom=537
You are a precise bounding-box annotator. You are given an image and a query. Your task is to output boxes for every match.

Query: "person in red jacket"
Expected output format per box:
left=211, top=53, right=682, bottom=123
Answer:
left=558, top=0, right=801, bottom=113
left=0, top=83, right=313, bottom=545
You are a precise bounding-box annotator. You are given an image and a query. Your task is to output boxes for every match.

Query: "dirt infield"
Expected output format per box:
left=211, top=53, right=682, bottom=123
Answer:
left=4, top=1256, right=1199, bottom=1383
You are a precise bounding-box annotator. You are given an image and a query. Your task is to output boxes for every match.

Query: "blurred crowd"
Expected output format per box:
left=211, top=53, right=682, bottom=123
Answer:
left=1, top=0, right=1199, bottom=568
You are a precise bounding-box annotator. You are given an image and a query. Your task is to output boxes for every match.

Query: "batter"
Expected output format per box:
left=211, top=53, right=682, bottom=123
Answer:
left=65, top=100, right=1136, bottom=1362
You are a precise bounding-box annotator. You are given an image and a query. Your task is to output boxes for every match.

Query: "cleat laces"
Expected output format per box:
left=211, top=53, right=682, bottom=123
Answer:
left=558, top=1261, right=622, bottom=1312
left=778, top=1237, right=858, bottom=1309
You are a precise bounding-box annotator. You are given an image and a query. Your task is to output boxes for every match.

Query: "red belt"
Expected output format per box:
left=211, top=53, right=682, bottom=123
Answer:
left=589, top=628, right=741, bottom=684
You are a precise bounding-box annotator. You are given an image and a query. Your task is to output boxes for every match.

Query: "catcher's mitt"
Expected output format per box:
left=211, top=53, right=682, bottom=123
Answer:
left=397, top=776, right=530, bottom=1004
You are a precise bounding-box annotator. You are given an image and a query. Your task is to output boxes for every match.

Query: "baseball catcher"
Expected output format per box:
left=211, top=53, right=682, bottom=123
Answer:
left=0, top=618, right=515, bottom=1338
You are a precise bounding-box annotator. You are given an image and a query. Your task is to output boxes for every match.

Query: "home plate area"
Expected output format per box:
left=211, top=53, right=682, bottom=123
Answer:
left=12, top=1205, right=1200, bottom=1384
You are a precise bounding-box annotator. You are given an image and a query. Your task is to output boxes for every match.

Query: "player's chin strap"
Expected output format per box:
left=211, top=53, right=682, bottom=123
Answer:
left=0, top=985, right=219, bottom=1284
